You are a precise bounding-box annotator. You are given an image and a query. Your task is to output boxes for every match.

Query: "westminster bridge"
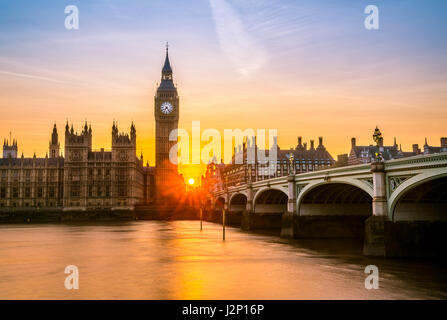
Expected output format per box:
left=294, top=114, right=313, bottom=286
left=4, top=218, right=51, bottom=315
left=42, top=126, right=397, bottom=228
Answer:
left=210, top=152, right=447, bottom=257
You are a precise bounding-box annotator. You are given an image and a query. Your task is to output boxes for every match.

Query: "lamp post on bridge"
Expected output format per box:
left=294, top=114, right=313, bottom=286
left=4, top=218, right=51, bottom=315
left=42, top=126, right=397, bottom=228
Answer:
left=373, top=126, right=384, bottom=163
left=364, top=126, right=389, bottom=256
left=288, top=153, right=295, bottom=175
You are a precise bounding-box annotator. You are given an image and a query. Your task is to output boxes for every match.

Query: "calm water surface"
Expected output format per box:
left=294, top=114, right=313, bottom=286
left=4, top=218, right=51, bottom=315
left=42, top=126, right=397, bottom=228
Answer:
left=0, top=221, right=446, bottom=299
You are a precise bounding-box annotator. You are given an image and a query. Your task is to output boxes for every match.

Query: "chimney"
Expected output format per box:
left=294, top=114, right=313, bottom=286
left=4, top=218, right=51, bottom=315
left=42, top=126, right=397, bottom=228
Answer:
left=310, top=140, right=315, bottom=150
left=303, top=142, right=307, bottom=150
left=298, top=136, right=302, bottom=147
left=318, top=137, right=323, bottom=146
left=412, top=144, right=419, bottom=154
left=441, top=137, right=447, bottom=148
left=351, top=138, right=356, bottom=148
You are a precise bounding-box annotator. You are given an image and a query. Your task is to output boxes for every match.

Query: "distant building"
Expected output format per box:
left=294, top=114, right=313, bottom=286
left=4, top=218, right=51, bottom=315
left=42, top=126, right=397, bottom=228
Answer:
left=348, top=134, right=447, bottom=165
left=0, top=47, right=189, bottom=212
left=63, top=121, right=145, bottom=210
left=348, top=136, right=417, bottom=165
left=334, top=154, right=349, bottom=167
left=202, top=159, right=226, bottom=194
left=0, top=122, right=152, bottom=211
left=2, top=138, right=17, bottom=158
left=424, top=137, right=447, bottom=154
left=204, top=136, right=335, bottom=189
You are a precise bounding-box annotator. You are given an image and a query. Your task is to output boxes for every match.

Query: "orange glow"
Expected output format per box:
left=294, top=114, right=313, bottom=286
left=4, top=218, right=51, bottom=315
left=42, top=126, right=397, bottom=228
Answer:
left=1, top=33, right=446, bottom=174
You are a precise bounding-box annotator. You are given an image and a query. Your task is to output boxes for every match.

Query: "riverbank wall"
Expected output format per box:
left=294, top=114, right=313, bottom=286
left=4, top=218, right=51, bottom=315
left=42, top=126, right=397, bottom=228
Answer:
left=0, top=205, right=200, bottom=223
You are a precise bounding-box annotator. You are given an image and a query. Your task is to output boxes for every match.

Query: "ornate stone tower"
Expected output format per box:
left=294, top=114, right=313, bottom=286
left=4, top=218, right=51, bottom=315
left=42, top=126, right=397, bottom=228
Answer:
left=2, top=135, right=17, bottom=158
left=63, top=121, right=92, bottom=208
left=154, top=45, right=179, bottom=198
left=49, top=123, right=60, bottom=158
left=111, top=121, right=136, bottom=163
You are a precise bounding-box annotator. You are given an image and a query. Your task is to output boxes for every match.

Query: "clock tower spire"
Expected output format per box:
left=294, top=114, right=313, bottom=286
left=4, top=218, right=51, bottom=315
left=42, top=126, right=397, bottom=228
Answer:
left=162, top=42, right=172, bottom=78
left=154, top=44, right=180, bottom=199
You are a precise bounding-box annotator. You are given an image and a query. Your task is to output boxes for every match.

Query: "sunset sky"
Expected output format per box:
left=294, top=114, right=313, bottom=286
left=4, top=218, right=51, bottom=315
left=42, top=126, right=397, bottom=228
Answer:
left=0, top=0, right=446, bottom=181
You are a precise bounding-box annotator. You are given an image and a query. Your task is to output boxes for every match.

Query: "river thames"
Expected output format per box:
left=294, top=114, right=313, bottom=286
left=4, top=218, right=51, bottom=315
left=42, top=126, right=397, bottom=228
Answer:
left=0, top=221, right=446, bottom=299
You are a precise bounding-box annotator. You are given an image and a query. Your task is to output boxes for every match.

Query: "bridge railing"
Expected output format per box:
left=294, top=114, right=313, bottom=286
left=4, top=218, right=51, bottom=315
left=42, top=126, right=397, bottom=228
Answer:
left=212, top=152, right=447, bottom=196
left=384, top=152, right=447, bottom=169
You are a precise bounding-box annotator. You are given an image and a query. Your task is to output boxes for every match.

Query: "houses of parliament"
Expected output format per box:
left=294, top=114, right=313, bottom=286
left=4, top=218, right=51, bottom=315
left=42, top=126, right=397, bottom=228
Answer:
left=0, top=48, right=182, bottom=212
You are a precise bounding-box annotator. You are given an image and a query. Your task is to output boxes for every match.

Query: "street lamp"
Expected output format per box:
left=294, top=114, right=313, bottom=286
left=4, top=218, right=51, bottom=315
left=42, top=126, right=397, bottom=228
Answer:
left=373, top=126, right=383, bottom=162
left=289, top=153, right=294, bottom=175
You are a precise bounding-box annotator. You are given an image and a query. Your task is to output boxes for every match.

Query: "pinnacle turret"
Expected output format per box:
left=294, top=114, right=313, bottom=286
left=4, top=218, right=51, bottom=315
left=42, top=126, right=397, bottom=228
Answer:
left=157, top=44, right=176, bottom=92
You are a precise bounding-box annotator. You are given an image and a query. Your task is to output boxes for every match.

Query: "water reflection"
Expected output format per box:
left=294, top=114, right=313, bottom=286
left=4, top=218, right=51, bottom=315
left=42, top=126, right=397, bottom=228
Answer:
left=0, top=221, right=446, bottom=299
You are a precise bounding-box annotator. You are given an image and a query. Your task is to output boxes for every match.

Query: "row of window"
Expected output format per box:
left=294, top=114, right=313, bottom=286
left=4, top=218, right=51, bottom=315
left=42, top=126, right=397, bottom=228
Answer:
left=226, top=164, right=331, bottom=176
left=0, top=202, right=58, bottom=208
left=0, top=187, right=60, bottom=199
left=69, top=186, right=127, bottom=198
left=0, top=169, right=60, bottom=177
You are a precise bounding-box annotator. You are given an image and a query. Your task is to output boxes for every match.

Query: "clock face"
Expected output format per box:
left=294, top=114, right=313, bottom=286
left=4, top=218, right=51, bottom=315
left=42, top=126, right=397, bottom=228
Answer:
left=160, top=102, right=173, bottom=114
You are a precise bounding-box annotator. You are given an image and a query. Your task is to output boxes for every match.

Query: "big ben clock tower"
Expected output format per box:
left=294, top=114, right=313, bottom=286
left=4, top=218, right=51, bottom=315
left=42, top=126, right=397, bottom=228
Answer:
left=154, top=45, right=180, bottom=199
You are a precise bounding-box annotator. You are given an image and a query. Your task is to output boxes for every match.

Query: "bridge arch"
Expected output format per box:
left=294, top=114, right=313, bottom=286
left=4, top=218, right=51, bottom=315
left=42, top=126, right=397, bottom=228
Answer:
left=253, top=187, right=288, bottom=214
left=297, top=180, right=373, bottom=216
left=253, top=186, right=288, bottom=205
left=229, top=193, right=248, bottom=212
left=214, top=196, right=226, bottom=210
left=389, top=169, right=447, bottom=221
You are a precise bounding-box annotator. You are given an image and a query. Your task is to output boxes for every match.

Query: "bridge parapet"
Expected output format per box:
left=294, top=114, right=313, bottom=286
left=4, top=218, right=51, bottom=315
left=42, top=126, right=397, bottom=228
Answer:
left=209, top=153, right=447, bottom=257
left=211, top=153, right=447, bottom=219
left=213, top=153, right=447, bottom=208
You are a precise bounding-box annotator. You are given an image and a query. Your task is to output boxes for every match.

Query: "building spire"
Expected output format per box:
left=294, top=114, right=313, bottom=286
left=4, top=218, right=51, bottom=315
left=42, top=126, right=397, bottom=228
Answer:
left=157, top=43, right=176, bottom=92
left=162, top=43, right=172, bottom=74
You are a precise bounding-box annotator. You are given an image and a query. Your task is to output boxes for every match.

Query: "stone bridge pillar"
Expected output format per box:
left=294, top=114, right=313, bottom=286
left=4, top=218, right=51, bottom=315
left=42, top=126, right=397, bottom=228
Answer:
left=287, top=176, right=296, bottom=213
left=224, top=191, right=229, bottom=211
left=242, top=183, right=253, bottom=230
left=364, top=162, right=389, bottom=256
left=281, top=175, right=296, bottom=238
left=246, top=183, right=253, bottom=212
left=371, top=162, right=388, bottom=217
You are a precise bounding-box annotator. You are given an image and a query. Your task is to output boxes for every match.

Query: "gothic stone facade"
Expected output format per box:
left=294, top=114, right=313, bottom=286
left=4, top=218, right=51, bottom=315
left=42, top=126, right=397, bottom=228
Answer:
left=0, top=122, right=148, bottom=211
left=0, top=156, right=64, bottom=209
left=153, top=47, right=184, bottom=199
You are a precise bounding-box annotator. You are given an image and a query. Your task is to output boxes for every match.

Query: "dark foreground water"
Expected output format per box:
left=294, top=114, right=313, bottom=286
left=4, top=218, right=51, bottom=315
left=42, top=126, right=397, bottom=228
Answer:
left=0, top=221, right=446, bottom=299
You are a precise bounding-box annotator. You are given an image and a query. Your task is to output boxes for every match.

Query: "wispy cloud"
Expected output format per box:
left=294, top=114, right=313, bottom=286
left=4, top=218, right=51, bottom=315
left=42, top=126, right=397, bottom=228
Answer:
left=0, top=70, right=85, bottom=86
left=105, top=0, right=130, bottom=20
left=208, top=0, right=267, bottom=76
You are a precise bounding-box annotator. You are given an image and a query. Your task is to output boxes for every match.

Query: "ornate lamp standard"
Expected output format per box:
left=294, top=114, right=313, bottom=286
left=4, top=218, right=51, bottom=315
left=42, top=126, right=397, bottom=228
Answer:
left=288, top=153, right=295, bottom=175
left=247, top=165, right=252, bottom=184
left=282, top=152, right=297, bottom=238
left=371, top=126, right=387, bottom=214
left=373, top=126, right=383, bottom=163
